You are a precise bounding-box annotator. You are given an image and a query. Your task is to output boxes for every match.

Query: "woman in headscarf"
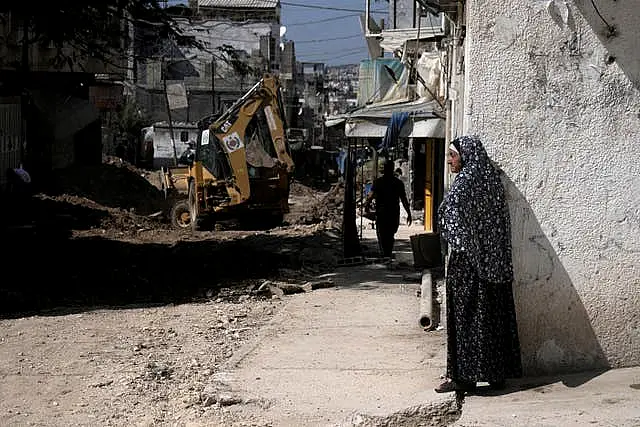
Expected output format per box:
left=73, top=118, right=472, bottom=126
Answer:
left=435, top=135, right=522, bottom=393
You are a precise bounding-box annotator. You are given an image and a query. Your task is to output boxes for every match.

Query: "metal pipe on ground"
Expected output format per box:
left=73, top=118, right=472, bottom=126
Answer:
left=419, top=269, right=435, bottom=330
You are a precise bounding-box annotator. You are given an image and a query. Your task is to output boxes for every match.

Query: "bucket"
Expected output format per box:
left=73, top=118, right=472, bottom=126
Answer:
left=410, top=232, right=444, bottom=269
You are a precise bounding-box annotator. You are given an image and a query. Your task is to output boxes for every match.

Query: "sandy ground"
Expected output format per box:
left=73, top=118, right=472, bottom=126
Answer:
left=0, top=300, right=283, bottom=426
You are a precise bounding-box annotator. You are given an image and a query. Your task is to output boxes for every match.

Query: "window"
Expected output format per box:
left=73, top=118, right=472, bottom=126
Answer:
left=180, top=131, right=189, bottom=142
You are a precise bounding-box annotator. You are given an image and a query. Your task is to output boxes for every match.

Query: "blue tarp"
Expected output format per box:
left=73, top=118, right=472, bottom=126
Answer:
left=379, top=111, right=409, bottom=152
left=336, top=149, right=347, bottom=175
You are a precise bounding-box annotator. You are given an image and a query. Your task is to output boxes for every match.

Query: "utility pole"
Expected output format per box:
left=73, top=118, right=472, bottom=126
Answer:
left=162, top=57, right=178, bottom=166
left=211, top=58, right=216, bottom=114
left=186, top=89, right=190, bottom=122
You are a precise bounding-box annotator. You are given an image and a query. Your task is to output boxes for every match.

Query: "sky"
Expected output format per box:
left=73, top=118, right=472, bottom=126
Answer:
left=166, top=0, right=389, bottom=67
left=280, top=0, right=388, bottom=66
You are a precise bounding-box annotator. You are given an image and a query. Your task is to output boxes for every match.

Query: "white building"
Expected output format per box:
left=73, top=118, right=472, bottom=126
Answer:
left=451, top=0, right=639, bottom=373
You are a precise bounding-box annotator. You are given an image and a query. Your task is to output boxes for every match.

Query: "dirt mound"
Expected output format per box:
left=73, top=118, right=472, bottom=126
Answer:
left=314, top=182, right=345, bottom=228
left=289, top=181, right=321, bottom=198
left=2, top=158, right=170, bottom=236
left=48, top=161, right=165, bottom=216
left=54, top=194, right=167, bottom=231
left=286, top=181, right=344, bottom=229
left=26, top=194, right=170, bottom=236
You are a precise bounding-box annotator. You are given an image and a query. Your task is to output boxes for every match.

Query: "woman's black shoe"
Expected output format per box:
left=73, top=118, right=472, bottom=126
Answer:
left=435, top=379, right=476, bottom=393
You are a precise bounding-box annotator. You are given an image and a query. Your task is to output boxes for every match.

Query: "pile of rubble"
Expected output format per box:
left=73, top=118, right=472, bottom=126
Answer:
left=2, top=159, right=172, bottom=236
left=49, top=160, right=166, bottom=216
left=314, top=181, right=345, bottom=229
left=286, top=181, right=345, bottom=230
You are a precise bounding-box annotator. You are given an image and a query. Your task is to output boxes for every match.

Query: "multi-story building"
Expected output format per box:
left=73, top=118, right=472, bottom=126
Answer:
left=134, top=0, right=283, bottom=124
left=295, top=62, right=326, bottom=148
left=280, top=40, right=299, bottom=128
left=325, top=65, right=359, bottom=117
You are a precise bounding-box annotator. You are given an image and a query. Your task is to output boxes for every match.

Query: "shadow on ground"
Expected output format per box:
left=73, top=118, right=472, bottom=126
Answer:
left=467, top=368, right=611, bottom=397
left=0, top=195, right=341, bottom=319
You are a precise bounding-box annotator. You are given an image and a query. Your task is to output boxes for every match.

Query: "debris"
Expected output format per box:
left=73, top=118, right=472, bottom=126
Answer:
left=286, top=181, right=344, bottom=230
left=146, top=362, right=173, bottom=380
left=272, top=282, right=306, bottom=295
left=256, top=281, right=284, bottom=298
left=301, top=279, right=335, bottom=291
left=218, top=393, right=242, bottom=406
left=256, top=280, right=305, bottom=297
left=90, top=380, right=114, bottom=388
left=201, top=381, right=242, bottom=407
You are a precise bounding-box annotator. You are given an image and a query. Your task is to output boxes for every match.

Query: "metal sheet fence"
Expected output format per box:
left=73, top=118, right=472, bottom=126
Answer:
left=0, top=102, right=23, bottom=189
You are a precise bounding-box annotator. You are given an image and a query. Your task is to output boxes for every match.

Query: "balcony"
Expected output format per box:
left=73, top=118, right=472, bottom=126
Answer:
left=364, top=0, right=458, bottom=53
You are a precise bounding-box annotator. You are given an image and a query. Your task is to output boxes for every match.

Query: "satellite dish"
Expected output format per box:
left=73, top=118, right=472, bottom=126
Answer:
left=280, top=26, right=287, bottom=38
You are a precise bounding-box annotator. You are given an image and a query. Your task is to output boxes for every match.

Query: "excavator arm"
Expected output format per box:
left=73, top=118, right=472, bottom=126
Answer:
left=191, top=74, right=294, bottom=214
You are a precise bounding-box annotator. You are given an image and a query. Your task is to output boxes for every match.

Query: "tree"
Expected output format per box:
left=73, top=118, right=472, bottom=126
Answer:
left=0, top=1, right=196, bottom=72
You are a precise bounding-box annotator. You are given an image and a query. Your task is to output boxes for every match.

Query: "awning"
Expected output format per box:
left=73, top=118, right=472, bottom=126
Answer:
left=324, top=117, right=346, bottom=128
left=345, top=117, right=445, bottom=138
left=327, top=98, right=445, bottom=138
left=378, top=28, right=445, bottom=52
left=348, top=98, right=442, bottom=120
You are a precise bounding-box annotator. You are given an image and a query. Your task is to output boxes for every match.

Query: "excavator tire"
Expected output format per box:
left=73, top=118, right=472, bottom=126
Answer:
left=170, top=200, right=192, bottom=229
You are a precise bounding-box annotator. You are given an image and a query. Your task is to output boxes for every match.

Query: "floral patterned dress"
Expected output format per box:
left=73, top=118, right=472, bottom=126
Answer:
left=438, top=135, right=522, bottom=384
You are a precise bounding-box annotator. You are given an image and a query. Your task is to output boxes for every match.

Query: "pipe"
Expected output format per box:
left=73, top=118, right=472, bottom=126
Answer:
left=418, top=269, right=434, bottom=330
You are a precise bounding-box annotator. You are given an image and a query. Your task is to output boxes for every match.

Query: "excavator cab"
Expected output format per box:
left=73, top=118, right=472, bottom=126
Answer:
left=186, top=74, right=294, bottom=230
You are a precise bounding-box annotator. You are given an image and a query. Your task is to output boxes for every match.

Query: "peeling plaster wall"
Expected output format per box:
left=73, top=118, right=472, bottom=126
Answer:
left=462, top=0, right=640, bottom=374
left=175, top=18, right=278, bottom=64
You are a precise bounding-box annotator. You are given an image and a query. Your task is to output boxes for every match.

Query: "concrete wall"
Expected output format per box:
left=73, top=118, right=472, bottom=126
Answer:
left=461, top=0, right=640, bottom=374
left=174, top=18, right=279, bottom=75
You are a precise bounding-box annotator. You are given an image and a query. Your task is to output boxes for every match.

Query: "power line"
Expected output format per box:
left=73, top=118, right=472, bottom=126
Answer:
left=286, top=13, right=361, bottom=27
left=299, top=47, right=365, bottom=58
left=299, top=42, right=366, bottom=54
left=299, top=49, right=369, bottom=64
left=295, top=34, right=364, bottom=44
left=280, top=1, right=386, bottom=14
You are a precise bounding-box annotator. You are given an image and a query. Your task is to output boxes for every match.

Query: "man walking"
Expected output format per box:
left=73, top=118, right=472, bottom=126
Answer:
left=365, top=159, right=412, bottom=260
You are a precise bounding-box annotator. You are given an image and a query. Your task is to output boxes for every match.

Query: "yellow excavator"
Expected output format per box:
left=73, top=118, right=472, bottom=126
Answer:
left=165, top=74, right=295, bottom=230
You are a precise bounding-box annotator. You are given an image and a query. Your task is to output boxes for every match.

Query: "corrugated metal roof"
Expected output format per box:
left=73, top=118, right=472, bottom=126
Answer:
left=325, top=98, right=445, bottom=138
left=198, top=0, right=279, bottom=8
